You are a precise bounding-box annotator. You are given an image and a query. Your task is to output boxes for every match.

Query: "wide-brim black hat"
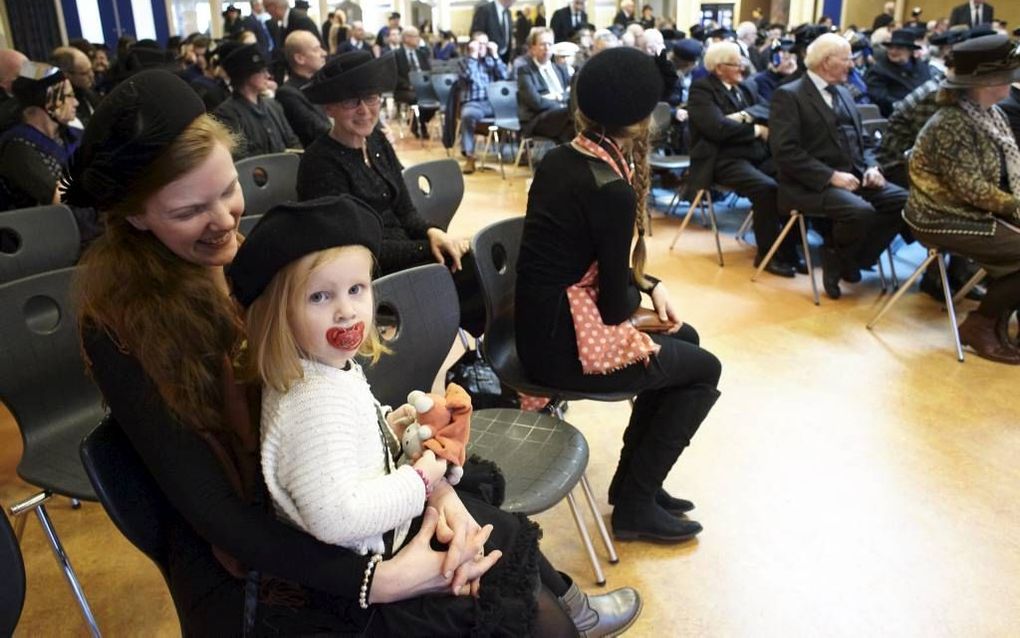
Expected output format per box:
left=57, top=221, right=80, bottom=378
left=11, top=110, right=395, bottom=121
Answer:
left=221, top=43, right=267, bottom=81
left=930, top=29, right=966, bottom=47
left=12, top=63, right=66, bottom=110
left=63, top=70, right=205, bottom=210
left=576, top=47, right=662, bottom=128
left=303, top=51, right=397, bottom=104
left=886, top=29, right=921, bottom=49
left=227, top=196, right=384, bottom=308
left=942, top=34, right=1020, bottom=88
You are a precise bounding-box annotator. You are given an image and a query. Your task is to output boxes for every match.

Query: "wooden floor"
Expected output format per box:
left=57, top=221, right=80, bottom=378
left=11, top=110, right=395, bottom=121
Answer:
left=4, top=135, right=1020, bottom=637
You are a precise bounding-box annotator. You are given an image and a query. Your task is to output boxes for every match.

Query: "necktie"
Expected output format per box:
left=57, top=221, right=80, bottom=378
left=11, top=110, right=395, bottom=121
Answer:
left=825, top=85, right=842, bottom=114
left=503, top=9, right=512, bottom=50
left=730, top=86, right=743, bottom=105
left=573, top=12, right=579, bottom=27
left=408, top=49, right=419, bottom=71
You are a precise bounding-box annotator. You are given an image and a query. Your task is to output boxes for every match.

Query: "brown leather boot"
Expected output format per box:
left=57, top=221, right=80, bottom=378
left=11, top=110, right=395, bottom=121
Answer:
left=462, top=156, right=476, bottom=175
left=959, top=312, right=1020, bottom=364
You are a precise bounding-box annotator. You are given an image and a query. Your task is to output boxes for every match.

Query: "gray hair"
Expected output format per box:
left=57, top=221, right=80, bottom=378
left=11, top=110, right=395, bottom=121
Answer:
left=804, top=33, right=849, bottom=71
left=703, top=40, right=741, bottom=73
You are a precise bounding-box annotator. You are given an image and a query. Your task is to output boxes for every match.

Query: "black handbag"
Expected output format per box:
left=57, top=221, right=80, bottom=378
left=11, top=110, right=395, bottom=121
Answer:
left=445, top=348, right=520, bottom=410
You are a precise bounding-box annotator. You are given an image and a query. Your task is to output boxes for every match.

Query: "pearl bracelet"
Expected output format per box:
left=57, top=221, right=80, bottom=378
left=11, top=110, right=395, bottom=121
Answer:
left=358, top=553, right=383, bottom=609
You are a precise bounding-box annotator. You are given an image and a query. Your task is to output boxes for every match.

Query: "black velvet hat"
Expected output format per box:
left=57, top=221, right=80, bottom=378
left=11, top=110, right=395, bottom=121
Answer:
left=227, top=196, right=384, bottom=308
left=929, top=30, right=966, bottom=47
left=887, top=29, right=922, bottom=49
left=302, top=51, right=397, bottom=104
left=11, top=62, right=66, bottom=110
left=221, top=43, right=267, bottom=82
left=62, top=70, right=205, bottom=210
left=576, top=47, right=662, bottom=128
left=942, top=34, right=1020, bottom=88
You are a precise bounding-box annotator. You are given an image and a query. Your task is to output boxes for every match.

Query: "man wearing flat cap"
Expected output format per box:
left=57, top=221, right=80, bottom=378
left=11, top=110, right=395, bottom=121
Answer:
left=865, top=28, right=932, bottom=116
left=213, top=43, right=301, bottom=159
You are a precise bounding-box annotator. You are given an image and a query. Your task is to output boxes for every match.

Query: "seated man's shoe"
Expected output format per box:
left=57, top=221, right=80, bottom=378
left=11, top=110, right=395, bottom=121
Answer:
left=559, top=578, right=642, bottom=638
left=754, top=254, right=796, bottom=278
left=462, top=156, right=476, bottom=175
left=958, top=312, right=1020, bottom=365
left=612, top=502, right=703, bottom=542
left=820, top=247, right=843, bottom=299
left=919, top=271, right=947, bottom=302
left=841, top=260, right=862, bottom=283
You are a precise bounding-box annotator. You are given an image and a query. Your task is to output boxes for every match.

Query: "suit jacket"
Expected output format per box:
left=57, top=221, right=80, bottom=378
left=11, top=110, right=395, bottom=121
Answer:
left=686, top=75, right=768, bottom=191
left=275, top=74, right=331, bottom=147
left=470, top=1, right=513, bottom=60
left=613, top=9, right=635, bottom=27
left=394, top=46, right=433, bottom=98
left=516, top=58, right=570, bottom=124
left=998, top=85, right=1020, bottom=145
left=550, top=7, right=588, bottom=42
left=338, top=39, right=369, bottom=54
left=769, top=77, right=876, bottom=212
left=241, top=14, right=272, bottom=56
left=949, top=2, right=993, bottom=26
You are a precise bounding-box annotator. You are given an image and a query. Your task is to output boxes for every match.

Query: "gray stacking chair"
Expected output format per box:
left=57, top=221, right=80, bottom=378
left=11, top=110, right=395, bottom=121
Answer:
left=361, top=263, right=614, bottom=584
left=235, top=152, right=300, bottom=217
left=238, top=214, right=263, bottom=236
left=401, top=159, right=464, bottom=231
left=0, top=204, right=80, bottom=284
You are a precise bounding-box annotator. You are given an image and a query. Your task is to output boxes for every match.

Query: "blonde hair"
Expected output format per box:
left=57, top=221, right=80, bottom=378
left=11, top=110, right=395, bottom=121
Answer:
left=244, top=245, right=389, bottom=393
left=804, top=33, right=849, bottom=71
left=575, top=109, right=653, bottom=289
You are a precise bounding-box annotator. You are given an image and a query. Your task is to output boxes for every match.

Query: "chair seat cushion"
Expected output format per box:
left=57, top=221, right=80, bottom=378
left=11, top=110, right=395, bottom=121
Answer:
left=18, top=407, right=105, bottom=500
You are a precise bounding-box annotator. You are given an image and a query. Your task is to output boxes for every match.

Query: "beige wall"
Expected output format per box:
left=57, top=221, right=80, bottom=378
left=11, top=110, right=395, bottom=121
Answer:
left=845, top=0, right=1019, bottom=30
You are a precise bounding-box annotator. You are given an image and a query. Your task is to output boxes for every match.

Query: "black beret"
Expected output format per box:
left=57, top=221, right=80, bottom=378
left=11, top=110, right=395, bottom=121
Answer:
left=221, top=43, right=267, bottom=81
left=576, top=47, right=662, bottom=128
left=303, top=51, right=397, bottom=104
left=672, top=39, right=704, bottom=61
left=63, top=70, right=205, bottom=210
left=228, top=196, right=384, bottom=308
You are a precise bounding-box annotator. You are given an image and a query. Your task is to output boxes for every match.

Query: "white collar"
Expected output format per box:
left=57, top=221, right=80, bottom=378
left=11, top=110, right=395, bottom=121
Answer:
left=806, top=69, right=830, bottom=94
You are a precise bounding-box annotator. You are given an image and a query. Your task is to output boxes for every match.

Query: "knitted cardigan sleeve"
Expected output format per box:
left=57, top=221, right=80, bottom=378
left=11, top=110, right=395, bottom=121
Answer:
left=262, top=371, right=426, bottom=551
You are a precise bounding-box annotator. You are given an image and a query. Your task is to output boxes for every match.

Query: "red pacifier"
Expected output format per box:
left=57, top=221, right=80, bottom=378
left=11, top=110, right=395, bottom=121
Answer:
left=326, top=322, right=365, bottom=351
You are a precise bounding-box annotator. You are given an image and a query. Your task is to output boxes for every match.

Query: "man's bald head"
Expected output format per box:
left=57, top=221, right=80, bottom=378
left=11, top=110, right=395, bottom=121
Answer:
left=0, top=49, right=27, bottom=94
left=284, top=29, right=326, bottom=77
left=50, top=46, right=94, bottom=89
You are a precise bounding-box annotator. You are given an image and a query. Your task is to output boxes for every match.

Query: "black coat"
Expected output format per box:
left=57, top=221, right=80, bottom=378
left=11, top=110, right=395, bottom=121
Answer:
left=212, top=94, right=301, bottom=160
left=686, top=75, right=768, bottom=191
left=275, top=75, right=330, bottom=147
left=516, top=58, right=570, bottom=124
left=769, top=77, right=875, bottom=212
left=470, top=1, right=513, bottom=60
left=549, top=7, right=588, bottom=42
left=949, top=2, right=994, bottom=26
left=864, top=51, right=931, bottom=117
left=998, top=85, right=1020, bottom=146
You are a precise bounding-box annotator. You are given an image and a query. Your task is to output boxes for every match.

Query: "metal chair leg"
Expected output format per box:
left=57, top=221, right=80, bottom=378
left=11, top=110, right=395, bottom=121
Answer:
left=877, top=256, right=888, bottom=293
left=887, top=247, right=899, bottom=288
left=669, top=189, right=704, bottom=251
left=937, top=254, right=966, bottom=362
left=867, top=250, right=938, bottom=329
left=736, top=210, right=754, bottom=243
left=751, top=213, right=799, bottom=281
left=705, top=192, right=724, bottom=266
left=579, top=473, right=618, bottom=564
left=566, top=490, right=606, bottom=586
left=798, top=215, right=820, bottom=305
left=952, top=268, right=987, bottom=306
left=494, top=130, right=506, bottom=180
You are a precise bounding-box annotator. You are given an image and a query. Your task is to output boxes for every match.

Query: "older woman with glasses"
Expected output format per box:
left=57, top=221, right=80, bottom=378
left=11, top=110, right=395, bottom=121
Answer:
left=297, top=51, right=485, bottom=335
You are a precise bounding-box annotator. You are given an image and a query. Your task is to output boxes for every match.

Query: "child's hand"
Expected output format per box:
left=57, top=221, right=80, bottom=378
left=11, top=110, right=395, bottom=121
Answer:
left=413, top=449, right=448, bottom=485
left=386, top=403, right=416, bottom=440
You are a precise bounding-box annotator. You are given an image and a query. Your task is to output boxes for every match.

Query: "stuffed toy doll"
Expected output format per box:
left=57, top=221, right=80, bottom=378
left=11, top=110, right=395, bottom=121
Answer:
left=401, top=383, right=472, bottom=485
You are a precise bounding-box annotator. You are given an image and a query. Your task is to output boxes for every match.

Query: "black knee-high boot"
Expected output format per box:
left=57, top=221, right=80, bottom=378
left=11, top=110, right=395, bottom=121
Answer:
left=611, top=384, right=720, bottom=542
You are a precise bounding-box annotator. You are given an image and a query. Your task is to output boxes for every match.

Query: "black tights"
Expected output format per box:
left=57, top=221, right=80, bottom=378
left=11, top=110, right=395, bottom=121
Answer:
left=977, top=269, right=1020, bottom=317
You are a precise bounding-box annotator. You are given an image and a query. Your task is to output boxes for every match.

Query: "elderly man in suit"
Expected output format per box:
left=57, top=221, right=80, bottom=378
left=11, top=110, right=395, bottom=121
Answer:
left=688, top=41, right=799, bottom=277
left=770, top=33, right=907, bottom=299
left=950, top=0, right=994, bottom=27
left=470, top=0, right=515, bottom=63
left=517, top=27, right=573, bottom=144
left=276, top=30, right=330, bottom=146
left=550, top=0, right=588, bottom=43
left=393, top=26, right=436, bottom=139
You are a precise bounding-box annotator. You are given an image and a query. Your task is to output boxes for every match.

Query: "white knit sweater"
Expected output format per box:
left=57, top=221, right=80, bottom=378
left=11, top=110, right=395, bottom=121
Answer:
left=260, top=359, right=424, bottom=555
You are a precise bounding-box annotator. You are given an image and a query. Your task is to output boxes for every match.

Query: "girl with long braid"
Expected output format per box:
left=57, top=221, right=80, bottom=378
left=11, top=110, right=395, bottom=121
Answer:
left=516, top=47, right=722, bottom=543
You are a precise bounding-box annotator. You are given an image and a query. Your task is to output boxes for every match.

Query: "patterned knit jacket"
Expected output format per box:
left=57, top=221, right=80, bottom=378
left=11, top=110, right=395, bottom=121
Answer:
left=877, top=79, right=939, bottom=171
left=905, top=105, right=1020, bottom=237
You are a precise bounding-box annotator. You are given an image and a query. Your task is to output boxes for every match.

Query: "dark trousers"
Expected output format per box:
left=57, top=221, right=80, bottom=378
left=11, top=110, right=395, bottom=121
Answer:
left=713, top=158, right=790, bottom=259
left=394, top=89, right=437, bottom=135
left=817, top=182, right=907, bottom=267
left=524, top=107, right=573, bottom=143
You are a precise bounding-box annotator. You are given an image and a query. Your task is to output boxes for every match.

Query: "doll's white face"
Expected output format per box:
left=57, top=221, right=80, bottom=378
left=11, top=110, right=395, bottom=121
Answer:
left=293, top=246, right=375, bottom=369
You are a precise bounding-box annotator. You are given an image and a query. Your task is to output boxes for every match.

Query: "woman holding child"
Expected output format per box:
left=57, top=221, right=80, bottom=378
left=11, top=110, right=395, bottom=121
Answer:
left=70, top=69, right=638, bottom=636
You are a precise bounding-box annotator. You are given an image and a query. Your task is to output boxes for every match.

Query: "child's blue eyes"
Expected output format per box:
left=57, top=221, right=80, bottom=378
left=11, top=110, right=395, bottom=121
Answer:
left=309, top=291, right=331, bottom=303
left=349, top=284, right=363, bottom=295
left=309, top=285, right=366, bottom=303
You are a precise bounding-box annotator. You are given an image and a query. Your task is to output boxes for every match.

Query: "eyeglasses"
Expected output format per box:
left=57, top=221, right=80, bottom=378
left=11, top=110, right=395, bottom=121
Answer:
left=721, top=62, right=743, bottom=68
left=338, top=94, right=382, bottom=110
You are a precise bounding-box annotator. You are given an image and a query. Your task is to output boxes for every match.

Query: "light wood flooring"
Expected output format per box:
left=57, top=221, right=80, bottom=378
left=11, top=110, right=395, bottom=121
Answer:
left=3, top=136, right=1019, bottom=637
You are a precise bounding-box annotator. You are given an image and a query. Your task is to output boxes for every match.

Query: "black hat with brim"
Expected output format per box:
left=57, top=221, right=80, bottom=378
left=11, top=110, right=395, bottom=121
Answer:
left=12, top=63, right=66, bottom=110
left=672, top=38, right=704, bottom=61
left=930, top=30, right=966, bottom=47
left=63, top=70, right=205, bottom=210
left=303, top=51, right=397, bottom=104
left=886, top=28, right=922, bottom=49
left=942, top=34, right=1020, bottom=88
left=576, top=47, right=662, bottom=129
left=221, top=43, right=267, bottom=81
left=227, top=196, right=384, bottom=308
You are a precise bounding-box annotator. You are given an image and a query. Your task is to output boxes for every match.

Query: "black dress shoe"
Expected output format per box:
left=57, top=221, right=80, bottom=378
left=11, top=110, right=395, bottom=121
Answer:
left=793, top=258, right=809, bottom=275
left=612, top=502, right=703, bottom=542
left=656, top=488, right=695, bottom=516
left=841, top=261, right=862, bottom=283
left=754, top=254, right=796, bottom=278
left=821, top=247, right=842, bottom=299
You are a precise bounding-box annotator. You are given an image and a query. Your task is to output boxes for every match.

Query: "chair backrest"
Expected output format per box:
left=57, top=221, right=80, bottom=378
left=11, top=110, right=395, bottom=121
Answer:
left=486, top=81, right=519, bottom=122
left=0, top=503, right=26, bottom=637
left=470, top=217, right=528, bottom=387
left=235, top=152, right=301, bottom=217
left=430, top=73, right=458, bottom=109
left=0, top=204, right=80, bottom=284
left=409, top=70, right=440, bottom=103
left=238, top=214, right=263, bottom=236
left=861, top=118, right=888, bottom=139
left=0, top=268, right=104, bottom=458
left=857, top=103, right=881, bottom=121
left=360, top=263, right=460, bottom=409
left=401, top=159, right=464, bottom=231
left=80, top=416, right=172, bottom=582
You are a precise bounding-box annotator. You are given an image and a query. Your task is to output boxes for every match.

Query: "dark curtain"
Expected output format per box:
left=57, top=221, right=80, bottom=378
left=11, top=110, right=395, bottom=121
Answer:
left=7, top=0, right=62, bottom=62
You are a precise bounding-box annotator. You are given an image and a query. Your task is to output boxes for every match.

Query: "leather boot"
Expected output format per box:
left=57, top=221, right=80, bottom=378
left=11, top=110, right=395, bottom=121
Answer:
left=959, top=312, right=1020, bottom=365
left=558, top=579, right=642, bottom=638
left=462, top=156, right=476, bottom=175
